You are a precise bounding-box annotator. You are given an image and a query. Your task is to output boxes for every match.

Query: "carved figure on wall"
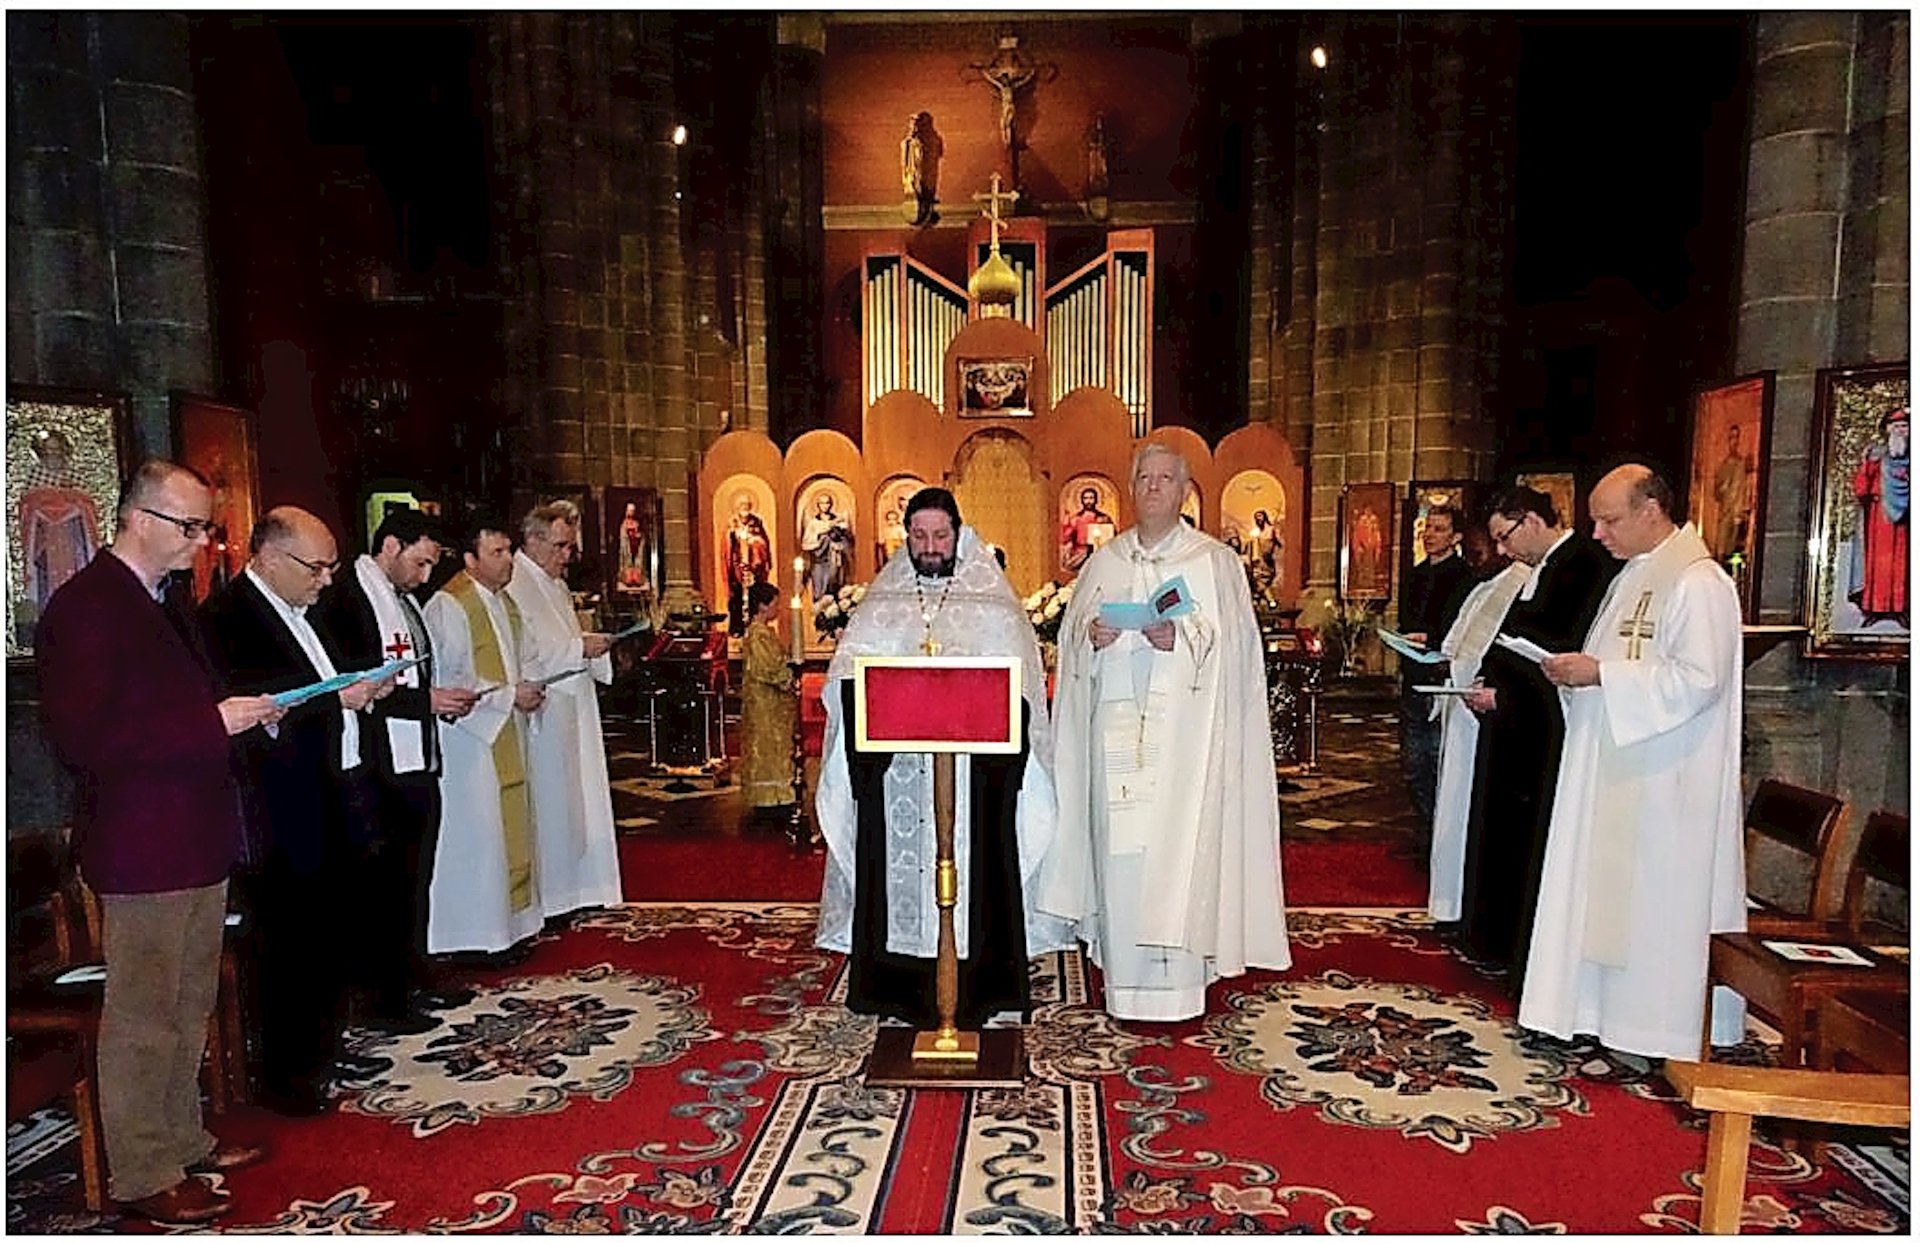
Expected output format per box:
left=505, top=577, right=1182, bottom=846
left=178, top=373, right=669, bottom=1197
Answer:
left=18, top=430, right=102, bottom=614
left=1244, top=509, right=1280, bottom=596
left=725, top=492, right=772, bottom=634
left=972, top=34, right=1036, bottom=151
left=1086, top=114, right=1111, bottom=199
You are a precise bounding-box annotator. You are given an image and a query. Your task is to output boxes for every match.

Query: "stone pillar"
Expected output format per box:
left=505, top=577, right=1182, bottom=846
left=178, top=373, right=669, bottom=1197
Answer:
left=766, top=13, right=825, bottom=439
left=7, top=11, right=214, bottom=454
left=1738, top=12, right=1908, bottom=825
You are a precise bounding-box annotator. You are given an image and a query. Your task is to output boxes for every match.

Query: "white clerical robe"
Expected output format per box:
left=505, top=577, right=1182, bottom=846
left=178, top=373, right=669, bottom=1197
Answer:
left=1518, top=526, right=1747, bottom=1059
left=1049, top=525, right=1291, bottom=1021
left=1428, top=563, right=1529, bottom=921
left=423, top=581, right=545, bottom=953
left=813, top=526, right=1080, bottom=965
left=506, top=550, right=623, bottom=918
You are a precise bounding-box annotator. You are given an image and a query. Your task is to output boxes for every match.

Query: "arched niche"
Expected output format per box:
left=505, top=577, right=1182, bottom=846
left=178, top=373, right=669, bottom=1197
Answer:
left=951, top=428, right=1049, bottom=595
left=710, top=471, right=779, bottom=632
left=1216, top=422, right=1306, bottom=607
left=785, top=428, right=867, bottom=581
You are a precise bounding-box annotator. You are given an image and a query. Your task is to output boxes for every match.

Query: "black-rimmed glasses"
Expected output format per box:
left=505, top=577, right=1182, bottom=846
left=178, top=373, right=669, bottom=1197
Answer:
left=140, top=507, right=215, bottom=539
left=283, top=550, right=340, bottom=577
left=1491, top=516, right=1524, bottom=546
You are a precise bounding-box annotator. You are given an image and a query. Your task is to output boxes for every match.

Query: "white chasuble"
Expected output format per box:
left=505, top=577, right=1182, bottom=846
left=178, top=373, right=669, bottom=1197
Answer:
left=813, top=526, right=1080, bottom=962
left=506, top=550, right=623, bottom=919
left=1050, top=525, right=1291, bottom=1022
left=1518, top=526, right=1747, bottom=1060
left=1428, top=563, right=1529, bottom=921
left=423, top=580, right=545, bottom=954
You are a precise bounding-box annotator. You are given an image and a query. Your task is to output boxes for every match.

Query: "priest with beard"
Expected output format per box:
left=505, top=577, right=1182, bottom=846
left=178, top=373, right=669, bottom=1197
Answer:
left=1048, top=443, right=1291, bottom=1022
left=813, top=487, right=1080, bottom=1028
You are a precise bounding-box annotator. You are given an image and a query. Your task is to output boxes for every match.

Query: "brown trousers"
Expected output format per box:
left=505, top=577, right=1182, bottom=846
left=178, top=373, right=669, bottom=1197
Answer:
left=97, top=882, right=226, bottom=1201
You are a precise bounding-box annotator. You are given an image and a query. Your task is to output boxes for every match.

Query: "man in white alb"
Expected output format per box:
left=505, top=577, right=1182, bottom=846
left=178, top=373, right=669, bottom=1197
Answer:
left=1050, top=443, right=1291, bottom=1022
left=422, top=517, right=547, bottom=954
left=507, top=500, right=623, bottom=920
left=1523, top=463, right=1747, bottom=1059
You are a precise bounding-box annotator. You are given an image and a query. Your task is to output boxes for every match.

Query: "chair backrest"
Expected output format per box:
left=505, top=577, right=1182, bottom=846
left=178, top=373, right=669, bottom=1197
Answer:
left=1844, top=809, right=1910, bottom=943
left=1744, top=779, right=1854, bottom=921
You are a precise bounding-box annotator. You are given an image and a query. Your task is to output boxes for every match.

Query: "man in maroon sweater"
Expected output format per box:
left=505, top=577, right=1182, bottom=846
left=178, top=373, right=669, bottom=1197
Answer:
left=36, top=461, right=282, bottom=1225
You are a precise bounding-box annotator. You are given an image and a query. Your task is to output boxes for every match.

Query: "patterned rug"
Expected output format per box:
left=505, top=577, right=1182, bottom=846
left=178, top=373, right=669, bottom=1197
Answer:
left=7, top=907, right=1906, bottom=1234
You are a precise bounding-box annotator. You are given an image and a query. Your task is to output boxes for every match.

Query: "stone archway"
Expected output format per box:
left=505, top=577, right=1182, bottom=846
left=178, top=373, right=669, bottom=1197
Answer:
left=950, top=429, right=1048, bottom=594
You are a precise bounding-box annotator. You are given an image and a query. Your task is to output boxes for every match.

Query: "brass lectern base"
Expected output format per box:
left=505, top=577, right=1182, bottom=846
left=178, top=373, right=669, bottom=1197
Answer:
left=865, top=1027, right=1026, bottom=1088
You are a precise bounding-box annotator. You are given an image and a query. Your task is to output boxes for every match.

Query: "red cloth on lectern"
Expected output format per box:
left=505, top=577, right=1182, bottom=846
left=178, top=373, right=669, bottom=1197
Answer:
left=861, top=665, right=1015, bottom=747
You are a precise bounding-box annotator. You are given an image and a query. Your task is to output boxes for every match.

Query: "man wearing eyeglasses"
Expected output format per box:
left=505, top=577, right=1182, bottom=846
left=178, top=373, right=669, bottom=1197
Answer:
left=312, top=507, right=481, bottom=1037
left=1455, top=486, right=1616, bottom=988
left=505, top=500, right=623, bottom=924
left=36, top=461, right=284, bottom=1223
left=200, top=506, right=396, bottom=1116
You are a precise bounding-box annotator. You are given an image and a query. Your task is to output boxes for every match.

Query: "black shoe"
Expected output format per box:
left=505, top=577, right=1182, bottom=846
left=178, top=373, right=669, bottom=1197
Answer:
left=331, top=1052, right=394, bottom=1081
left=414, top=987, right=476, bottom=1011
left=366, top=1012, right=440, bottom=1036
left=259, top=1081, right=330, bottom=1117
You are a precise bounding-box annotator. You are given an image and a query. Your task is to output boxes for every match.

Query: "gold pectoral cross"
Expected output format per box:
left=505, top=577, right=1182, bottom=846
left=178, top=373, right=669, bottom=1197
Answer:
left=922, top=634, right=942, bottom=656
left=1617, top=591, right=1656, bottom=659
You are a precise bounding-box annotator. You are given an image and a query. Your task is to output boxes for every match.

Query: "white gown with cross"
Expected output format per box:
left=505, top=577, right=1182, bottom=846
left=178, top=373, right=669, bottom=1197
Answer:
left=1517, top=525, right=1748, bottom=1060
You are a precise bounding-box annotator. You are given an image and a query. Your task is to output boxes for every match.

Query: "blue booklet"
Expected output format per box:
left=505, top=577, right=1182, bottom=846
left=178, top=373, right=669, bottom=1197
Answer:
left=1098, top=575, right=1196, bottom=630
left=270, top=655, right=424, bottom=709
left=1375, top=626, right=1446, bottom=665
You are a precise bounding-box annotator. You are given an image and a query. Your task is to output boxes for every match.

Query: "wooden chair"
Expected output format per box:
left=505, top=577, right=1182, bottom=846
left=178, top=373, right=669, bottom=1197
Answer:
left=1706, top=807, right=1908, bottom=1067
left=1740, top=779, right=1854, bottom=935
left=1665, top=1060, right=1909, bottom=1234
left=1812, top=989, right=1908, bottom=1075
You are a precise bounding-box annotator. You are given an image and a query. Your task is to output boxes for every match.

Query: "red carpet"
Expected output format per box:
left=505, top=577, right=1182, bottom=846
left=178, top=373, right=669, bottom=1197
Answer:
left=1282, top=836, right=1428, bottom=907
left=9, top=907, right=1903, bottom=1233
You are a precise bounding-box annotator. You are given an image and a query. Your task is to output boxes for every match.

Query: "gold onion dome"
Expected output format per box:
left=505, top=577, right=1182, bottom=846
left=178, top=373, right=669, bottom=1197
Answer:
left=968, top=248, right=1021, bottom=307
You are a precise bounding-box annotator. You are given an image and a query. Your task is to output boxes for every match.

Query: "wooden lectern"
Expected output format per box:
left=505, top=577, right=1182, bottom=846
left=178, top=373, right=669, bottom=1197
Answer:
left=852, top=655, right=1028, bottom=1088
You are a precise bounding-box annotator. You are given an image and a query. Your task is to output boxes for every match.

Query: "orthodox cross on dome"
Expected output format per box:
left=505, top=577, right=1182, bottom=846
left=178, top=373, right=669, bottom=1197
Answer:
left=972, top=173, right=1019, bottom=251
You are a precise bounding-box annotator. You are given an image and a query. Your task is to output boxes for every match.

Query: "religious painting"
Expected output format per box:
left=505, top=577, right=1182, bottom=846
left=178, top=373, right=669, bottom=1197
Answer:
left=1689, top=373, right=1774, bottom=621
left=604, top=486, right=663, bottom=608
left=874, top=474, right=926, bottom=569
left=1806, top=361, right=1908, bottom=661
left=713, top=474, right=776, bottom=636
left=1339, top=482, right=1395, bottom=602
left=958, top=356, right=1033, bottom=417
left=1057, top=474, right=1118, bottom=576
left=6, top=385, right=129, bottom=656
left=1221, top=469, right=1285, bottom=602
left=171, top=394, right=258, bottom=602
left=796, top=476, right=856, bottom=604
left=1516, top=470, right=1580, bottom=532
left=1180, top=480, right=1202, bottom=530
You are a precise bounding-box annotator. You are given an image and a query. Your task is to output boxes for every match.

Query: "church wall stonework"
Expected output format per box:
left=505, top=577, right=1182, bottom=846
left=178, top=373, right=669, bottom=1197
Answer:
left=1738, top=12, right=1909, bottom=866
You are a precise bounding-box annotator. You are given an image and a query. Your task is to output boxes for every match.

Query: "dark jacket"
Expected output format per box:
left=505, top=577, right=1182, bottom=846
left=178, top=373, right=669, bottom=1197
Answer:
left=36, top=552, right=243, bottom=893
left=200, top=573, right=365, bottom=874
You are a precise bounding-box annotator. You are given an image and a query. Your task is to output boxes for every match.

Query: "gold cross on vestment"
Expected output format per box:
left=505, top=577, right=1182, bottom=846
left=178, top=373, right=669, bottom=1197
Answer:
left=972, top=173, right=1018, bottom=250
left=1618, top=590, right=1656, bottom=659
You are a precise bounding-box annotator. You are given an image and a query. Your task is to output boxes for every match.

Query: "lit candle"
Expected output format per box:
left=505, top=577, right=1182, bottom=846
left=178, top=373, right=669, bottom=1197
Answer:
left=791, top=556, right=808, bottom=663
left=791, top=592, right=805, bottom=663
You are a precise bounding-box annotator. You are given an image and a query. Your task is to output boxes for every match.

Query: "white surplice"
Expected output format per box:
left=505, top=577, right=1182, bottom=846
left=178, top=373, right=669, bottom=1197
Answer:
left=814, top=526, right=1079, bottom=962
left=1518, top=526, right=1747, bottom=1059
left=422, top=582, right=544, bottom=953
left=1428, top=563, right=1529, bottom=921
left=506, top=550, right=623, bottom=918
left=1049, top=524, right=1291, bottom=1021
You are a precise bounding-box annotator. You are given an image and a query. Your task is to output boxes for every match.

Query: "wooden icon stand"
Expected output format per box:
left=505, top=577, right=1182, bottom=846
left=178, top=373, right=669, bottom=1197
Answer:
left=852, top=656, right=1028, bottom=1089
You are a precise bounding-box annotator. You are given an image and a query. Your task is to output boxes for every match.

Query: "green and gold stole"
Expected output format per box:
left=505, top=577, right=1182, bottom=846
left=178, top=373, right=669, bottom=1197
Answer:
left=444, top=571, right=536, bottom=914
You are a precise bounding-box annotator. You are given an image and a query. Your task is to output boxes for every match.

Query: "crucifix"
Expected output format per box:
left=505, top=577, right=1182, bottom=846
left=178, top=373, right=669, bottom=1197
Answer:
left=971, top=172, right=1018, bottom=251
left=1617, top=591, right=1656, bottom=659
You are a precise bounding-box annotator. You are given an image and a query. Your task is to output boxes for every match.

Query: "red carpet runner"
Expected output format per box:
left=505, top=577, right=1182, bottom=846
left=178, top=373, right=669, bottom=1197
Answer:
left=8, top=906, right=1903, bottom=1233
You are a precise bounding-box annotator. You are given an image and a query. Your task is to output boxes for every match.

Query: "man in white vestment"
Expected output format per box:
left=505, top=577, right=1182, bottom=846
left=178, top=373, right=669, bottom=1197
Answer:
left=1050, top=443, right=1291, bottom=1022
left=507, top=501, right=624, bottom=920
left=1428, top=558, right=1528, bottom=923
left=1523, top=464, right=1747, bottom=1060
left=422, top=518, right=548, bottom=955
left=814, top=488, right=1080, bottom=1028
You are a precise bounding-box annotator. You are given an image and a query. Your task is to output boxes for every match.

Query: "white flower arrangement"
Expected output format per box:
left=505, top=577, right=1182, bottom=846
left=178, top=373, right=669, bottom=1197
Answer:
left=1025, top=580, right=1074, bottom=643
left=812, top=582, right=868, bottom=635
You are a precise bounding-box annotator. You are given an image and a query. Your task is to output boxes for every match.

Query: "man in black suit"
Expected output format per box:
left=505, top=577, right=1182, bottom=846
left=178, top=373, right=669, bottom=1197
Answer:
left=1398, top=505, right=1475, bottom=838
left=1458, top=486, right=1619, bottom=985
left=200, top=506, right=394, bottom=1115
left=313, top=509, right=481, bottom=1035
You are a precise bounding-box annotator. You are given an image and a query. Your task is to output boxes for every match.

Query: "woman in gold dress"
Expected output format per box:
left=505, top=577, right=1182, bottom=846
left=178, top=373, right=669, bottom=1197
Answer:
left=739, top=581, right=797, bottom=814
